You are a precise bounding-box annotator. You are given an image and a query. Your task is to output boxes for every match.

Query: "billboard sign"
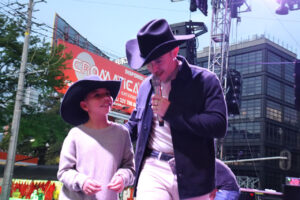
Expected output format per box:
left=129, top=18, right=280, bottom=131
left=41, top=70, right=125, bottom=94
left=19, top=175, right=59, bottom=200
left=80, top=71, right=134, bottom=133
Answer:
left=53, top=14, right=109, bottom=59
left=57, top=39, right=146, bottom=114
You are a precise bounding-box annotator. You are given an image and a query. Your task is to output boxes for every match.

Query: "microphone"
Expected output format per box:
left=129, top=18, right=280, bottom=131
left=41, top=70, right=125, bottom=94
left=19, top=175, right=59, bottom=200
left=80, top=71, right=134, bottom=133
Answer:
left=152, top=76, right=164, bottom=126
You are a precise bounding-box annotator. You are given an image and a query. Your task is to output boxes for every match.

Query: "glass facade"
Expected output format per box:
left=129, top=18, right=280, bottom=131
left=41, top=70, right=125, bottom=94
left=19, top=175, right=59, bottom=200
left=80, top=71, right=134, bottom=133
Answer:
left=266, top=100, right=282, bottom=122
left=202, top=61, right=208, bottom=69
left=231, top=99, right=261, bottom=120
left=229, top=50, right=263, bottom=75
left=284, top=62, right=294, bottom=83
left=266, top=122, right=298, bottom=148
left=198, top=38, right=299, bottom=191
left=267, top=78, right=282, bottom=99
left=227, top=122, right=261, bottom=139
left=284, top=128, right=298, bottom=147
left=224, top=145, right=261, bottom=160
left=266, top=123, right=283, bottom=144
left=283, top=106, right=298, bottom=125
left=265, top=146, right=281, bottom=168
left=267, top=52, right=282, bottom=77
left=242, top=76, right=262, bottom=96
left=284, top=85, right=294, bottom=104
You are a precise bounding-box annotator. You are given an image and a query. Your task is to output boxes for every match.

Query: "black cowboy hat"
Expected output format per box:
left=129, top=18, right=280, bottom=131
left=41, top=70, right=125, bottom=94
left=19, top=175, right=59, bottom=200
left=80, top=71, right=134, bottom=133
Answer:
left=60, top=75, right=121, bottom=126
left=126, top=18, right=195, bottom=70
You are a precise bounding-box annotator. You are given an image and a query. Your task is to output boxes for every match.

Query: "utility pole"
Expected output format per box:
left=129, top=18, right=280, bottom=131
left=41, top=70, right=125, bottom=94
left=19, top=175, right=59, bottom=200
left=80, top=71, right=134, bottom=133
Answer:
left=1, top=0, right=33, bottom=199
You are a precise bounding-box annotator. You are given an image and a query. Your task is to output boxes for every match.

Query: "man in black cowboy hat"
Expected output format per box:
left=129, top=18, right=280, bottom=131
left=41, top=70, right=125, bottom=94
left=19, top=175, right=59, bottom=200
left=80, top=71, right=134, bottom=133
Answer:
left=125, top=19, right=227, bottom=199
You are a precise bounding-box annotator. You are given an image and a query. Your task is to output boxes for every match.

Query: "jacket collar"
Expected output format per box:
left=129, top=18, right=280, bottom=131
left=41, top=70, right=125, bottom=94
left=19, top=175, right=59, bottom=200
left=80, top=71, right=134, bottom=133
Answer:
left=175, top=55, right=192, bottom=82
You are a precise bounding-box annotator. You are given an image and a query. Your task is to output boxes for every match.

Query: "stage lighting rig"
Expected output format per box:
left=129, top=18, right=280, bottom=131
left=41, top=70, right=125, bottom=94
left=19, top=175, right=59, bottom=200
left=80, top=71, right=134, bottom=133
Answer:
left=231, top=0, right=246, bottom=18
left=276, top=0, right=300, bottom=15
left=190, top=0, right=208, bottom=16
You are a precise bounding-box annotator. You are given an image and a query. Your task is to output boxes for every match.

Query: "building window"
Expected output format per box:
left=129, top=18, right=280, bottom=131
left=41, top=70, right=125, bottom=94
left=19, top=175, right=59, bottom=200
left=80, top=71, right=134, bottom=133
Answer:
left=266, top=100, right=282, bottom=122
left=265, top=146, right=279, bottom=157
left=284, top=129, right=297, bottom=147
left=267, top=52, right=282, bottom=77
left=267, top=78, right=282, bottom=99
left=284, top=85, right=294, bottom=105
left=242, top=76, right=262, bottom=96
left=294, top=153, right=300, bottom=170
left=229, top=50, right=263, bottom=75
left=224, top=145, right=260, bottom=160
left=235, top=99, right=261, bottom=120
left=283, top=106, right=298, bottom=125
left=227, top=122, right=261, bottom=139
left=202, top=61, right=208, bottom=69
left=284, top=62, right=294, bottom=84
left=264, top=170, right=283, bottom=191
left=266, top=123, right=282, bottom=144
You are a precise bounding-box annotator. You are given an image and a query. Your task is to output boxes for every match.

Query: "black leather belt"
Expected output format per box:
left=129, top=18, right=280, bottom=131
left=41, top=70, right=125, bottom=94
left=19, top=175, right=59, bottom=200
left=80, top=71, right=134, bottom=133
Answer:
left=145, top=149, right=174, bottom=161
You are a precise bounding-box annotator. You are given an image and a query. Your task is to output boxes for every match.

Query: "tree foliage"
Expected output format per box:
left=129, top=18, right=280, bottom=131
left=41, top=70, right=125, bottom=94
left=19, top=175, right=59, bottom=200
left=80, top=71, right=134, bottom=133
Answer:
left=0, top=13, right=72, bottom=164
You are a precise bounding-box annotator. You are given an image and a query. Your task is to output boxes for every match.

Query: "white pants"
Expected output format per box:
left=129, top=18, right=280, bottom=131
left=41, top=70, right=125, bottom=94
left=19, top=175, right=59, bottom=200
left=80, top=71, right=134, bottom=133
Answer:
left=136, top=157, right=211, bottom=200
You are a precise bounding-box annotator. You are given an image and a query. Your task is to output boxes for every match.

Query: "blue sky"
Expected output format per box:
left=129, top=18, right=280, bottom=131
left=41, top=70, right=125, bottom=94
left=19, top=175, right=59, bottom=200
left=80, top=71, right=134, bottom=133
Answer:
left=14, top=0, right=300, bottom=59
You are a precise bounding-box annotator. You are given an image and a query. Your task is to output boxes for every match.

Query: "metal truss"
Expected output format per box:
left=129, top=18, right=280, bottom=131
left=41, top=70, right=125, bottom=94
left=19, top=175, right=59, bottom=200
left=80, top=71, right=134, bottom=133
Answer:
left=237, top=176, right=260, bottom=189
left=208, top=0, right=232, bottom=91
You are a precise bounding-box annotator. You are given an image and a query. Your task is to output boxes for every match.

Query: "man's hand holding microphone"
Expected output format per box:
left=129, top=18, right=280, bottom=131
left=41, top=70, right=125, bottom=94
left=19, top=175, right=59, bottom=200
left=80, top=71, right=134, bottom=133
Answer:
left=152, top=76, right=170, bottom=126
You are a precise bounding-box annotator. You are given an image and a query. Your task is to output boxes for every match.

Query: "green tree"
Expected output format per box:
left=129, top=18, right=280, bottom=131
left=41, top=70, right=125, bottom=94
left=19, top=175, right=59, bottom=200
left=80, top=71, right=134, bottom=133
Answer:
left=0, top=13, right=72, bottom=164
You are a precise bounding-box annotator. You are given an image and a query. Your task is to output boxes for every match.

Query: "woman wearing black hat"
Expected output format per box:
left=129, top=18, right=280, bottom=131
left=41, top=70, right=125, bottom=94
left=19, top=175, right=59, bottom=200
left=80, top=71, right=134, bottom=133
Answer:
left=125, top=19, right=228, bottom=200
left=58, top=75, right=135, bottom=200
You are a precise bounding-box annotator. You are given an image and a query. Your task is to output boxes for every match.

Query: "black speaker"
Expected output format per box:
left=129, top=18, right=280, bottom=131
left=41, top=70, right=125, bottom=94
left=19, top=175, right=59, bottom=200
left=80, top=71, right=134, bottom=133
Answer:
left=170, top=22, right=196, bottom=65
left=283, top=185, right=300, bottom=200
left=226, top=69, right=242, bottom=115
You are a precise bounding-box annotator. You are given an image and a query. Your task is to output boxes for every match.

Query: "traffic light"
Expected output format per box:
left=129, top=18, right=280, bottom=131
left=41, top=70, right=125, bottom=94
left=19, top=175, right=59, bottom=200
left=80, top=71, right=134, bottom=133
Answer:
left=226, top=69, right=242, bottom=115
left=248, top=192, right=255, bottom=199
left=295, top=60, right=300, bottom=110
left=279, top=150, right=292, bottom=171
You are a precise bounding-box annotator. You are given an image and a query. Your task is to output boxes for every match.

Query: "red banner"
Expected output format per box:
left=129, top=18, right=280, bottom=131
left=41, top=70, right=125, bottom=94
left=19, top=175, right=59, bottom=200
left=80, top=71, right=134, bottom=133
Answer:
left=57, top=39, right=146, bottom=114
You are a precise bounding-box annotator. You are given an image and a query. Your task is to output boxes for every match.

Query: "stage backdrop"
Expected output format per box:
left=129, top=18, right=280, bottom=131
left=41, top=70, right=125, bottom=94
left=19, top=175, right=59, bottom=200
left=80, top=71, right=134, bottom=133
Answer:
left=57, top=39, right=146, bottom=114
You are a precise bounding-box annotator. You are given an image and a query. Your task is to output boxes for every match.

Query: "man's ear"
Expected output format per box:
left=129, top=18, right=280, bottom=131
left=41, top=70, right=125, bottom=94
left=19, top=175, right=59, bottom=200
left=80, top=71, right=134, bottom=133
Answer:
left=80, top=101, right=88, bottom=112
left=173, top=46, right=180, bottom=56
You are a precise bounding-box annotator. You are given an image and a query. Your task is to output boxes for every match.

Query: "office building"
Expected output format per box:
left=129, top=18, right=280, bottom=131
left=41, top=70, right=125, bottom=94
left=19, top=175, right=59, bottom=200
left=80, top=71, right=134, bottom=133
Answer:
left=197, top=35, right=300, bottom=191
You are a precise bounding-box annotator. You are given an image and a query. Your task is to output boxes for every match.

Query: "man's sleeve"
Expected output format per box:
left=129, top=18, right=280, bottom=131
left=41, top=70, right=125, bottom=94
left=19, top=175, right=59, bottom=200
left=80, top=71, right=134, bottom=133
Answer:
left=164, top=72, right=227, bottom=138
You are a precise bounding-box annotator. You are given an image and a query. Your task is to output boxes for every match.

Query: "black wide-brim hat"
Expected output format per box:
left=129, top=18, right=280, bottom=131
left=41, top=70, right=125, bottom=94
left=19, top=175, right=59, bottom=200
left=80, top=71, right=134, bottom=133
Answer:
left=60, top=75, right=121, bottom=126
left=126, top=18, right=195, bottom=70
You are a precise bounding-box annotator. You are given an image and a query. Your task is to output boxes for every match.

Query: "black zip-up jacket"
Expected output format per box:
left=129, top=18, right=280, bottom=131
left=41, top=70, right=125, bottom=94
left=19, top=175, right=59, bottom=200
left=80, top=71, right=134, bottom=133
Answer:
left=125, top=56, right=227, bottom=199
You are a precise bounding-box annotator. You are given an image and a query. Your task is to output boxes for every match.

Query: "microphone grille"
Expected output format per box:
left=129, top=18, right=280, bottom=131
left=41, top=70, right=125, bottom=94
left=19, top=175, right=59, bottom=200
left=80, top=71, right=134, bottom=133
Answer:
left=152, top=76, right=160, bottom=87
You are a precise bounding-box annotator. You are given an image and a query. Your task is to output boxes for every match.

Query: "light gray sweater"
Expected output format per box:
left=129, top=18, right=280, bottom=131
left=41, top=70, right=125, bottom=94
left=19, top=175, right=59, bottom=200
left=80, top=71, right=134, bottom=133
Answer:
left=57, top=122, right=135, bottom=200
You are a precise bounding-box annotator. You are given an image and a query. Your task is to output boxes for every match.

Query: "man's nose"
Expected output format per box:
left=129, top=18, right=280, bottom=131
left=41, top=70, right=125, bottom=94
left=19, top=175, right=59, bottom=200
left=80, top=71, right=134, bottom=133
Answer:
left=104, top=94, right=112, bottom=100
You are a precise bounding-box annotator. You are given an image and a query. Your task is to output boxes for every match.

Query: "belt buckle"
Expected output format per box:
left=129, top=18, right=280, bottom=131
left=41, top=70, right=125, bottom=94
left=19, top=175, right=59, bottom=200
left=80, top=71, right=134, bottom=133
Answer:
left=157, top=151, right=163, bottom=160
